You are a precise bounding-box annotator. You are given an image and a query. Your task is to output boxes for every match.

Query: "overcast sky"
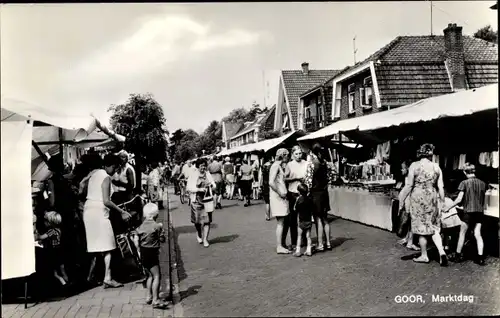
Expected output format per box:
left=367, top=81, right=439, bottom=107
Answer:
left=1, top=2, right=497, bottom=133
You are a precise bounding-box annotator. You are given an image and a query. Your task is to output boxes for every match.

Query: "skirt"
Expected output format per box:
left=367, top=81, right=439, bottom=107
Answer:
left=310, top=190, right=330, bottom=219
left=190, top=194, right=213, bottom=225
left=83, top=201, right=116, bottom=253
left=269, top=188, right=289, bottom=218
left=226, top=174, right=235, bottom=184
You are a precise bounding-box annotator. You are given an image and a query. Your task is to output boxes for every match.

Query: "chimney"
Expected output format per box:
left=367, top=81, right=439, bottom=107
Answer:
left=443, top=23, right=467, bottom=90
left=301, top=62, right=309, bottom=75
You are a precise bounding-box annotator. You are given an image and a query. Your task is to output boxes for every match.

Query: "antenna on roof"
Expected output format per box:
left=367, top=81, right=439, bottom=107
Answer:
left=430, top=1, right=434, bottom=35
left=353, top=36, right=358, bottom=64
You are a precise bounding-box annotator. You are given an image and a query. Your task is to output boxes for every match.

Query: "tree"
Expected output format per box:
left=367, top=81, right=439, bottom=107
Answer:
left=169, top=128, right=186, bottom=160
left=108, top=93, right=169, bottom=185
left=474, top=25, right=498, bottom=43
left=202, top=120, right=223, bottom=153
left=173, top=129, right=200, bottom=162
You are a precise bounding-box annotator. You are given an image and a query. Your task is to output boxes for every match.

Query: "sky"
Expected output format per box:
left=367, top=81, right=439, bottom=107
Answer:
left=1, top=2, right=497, bottom=133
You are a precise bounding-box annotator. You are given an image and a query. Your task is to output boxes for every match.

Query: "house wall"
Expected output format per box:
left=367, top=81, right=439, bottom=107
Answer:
left=339, top=69, right=380, bottom=120
left=229, top=130, right=257, bottom=148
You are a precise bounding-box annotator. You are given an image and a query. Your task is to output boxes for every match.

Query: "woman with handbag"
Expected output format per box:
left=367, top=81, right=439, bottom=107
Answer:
left=187, top=159, right=216, bottom=248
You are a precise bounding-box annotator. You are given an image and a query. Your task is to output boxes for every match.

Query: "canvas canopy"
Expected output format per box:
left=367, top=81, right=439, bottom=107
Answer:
left=0, top=97, right=122, bottom=280
left=217, top=131, right=298, bottom=156
left=298, top=84, right=498, bottom=141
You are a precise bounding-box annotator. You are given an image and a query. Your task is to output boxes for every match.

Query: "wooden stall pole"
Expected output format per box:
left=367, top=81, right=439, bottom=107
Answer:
left=338, top=133, right=344, bottom=176
left=58, top=128, right=64, bottom=169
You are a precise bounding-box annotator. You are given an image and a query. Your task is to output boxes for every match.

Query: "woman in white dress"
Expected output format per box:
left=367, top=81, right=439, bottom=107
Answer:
left=81, top=154, right=131, bottom=288
left=269, top=148, right=290, bottom=254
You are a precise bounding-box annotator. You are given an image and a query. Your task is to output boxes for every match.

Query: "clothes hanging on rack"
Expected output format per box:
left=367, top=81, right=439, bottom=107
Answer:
left=452, top=156, right=460, bottom=170
left=479, top=152, right=492, bottom=167
left=458, top=154, right=466, bottom=170
left=375, top=141, right=391, bottom=163
left=432, top=154, right=440, bottom=164
left=492, top=151, right=499, bottom=169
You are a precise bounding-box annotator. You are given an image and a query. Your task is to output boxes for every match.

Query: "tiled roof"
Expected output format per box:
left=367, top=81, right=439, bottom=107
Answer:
left=282, top=69, right=340, bottom=129
left=376, top=63, right=453, bottom=108
left=223, top=121, right=243, bottom=142
left=231, top=115, right=266, bottom=140
left=466, top=63, right=499, bottom=88
left=261, top=105, right=276, bottom=132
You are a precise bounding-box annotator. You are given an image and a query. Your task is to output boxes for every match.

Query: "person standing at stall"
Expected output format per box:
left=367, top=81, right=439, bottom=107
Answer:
left=240, top=158, right=254, bottom=207
left=284, top=145, right=309, bottom=251
left=260, top=155, right=273, bottom=221
left=208, top=156, right=224, bottom=209
left=305, top=143, right=332, bottom=252
left=398, top=143, right=448, bottom=266
left=443, top=163, right=487, bottom=265
left=111, top=150, right=136, bottom=205
left=270, top=148, right=290, bottom=254
left=82, top=154, right=132, bottom=288
left=223, top=157, right=235, bottom=200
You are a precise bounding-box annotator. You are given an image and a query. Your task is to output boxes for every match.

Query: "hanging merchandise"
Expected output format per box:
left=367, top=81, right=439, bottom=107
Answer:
left=458, top=154, right=466, bottom=170
left=492, top=151, right=499, bottom=169
left=479, top=152, right=488, bottom=166
left=432, top=154, right=440, bottom=164
left=375, top=141, right=391, bottom=163
left=452, top=156, right=459, bottom=170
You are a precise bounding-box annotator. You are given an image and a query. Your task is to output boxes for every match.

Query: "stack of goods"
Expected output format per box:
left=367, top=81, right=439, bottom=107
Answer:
left=344, top=159, right=393, bottom=184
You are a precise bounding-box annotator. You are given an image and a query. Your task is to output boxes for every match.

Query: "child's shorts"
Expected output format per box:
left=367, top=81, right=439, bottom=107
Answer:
left=441, top=214, right=463, bottom=229
left=299, top=220, right=312, bottom=231
left=140, top=247, right=160, bottom=269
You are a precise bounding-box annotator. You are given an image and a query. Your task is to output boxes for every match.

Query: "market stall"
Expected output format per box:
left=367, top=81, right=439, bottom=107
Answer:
left=298, top=84, right=499, bottom=237
left=1, top=97, right=124, bottom=303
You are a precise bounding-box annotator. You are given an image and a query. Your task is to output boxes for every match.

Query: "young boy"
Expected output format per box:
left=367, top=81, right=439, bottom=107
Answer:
left=293, top=183, right=313, bottom=257
left=444, top=163, right=487, bottom=265
left=133, top=203, right=168, bottom=309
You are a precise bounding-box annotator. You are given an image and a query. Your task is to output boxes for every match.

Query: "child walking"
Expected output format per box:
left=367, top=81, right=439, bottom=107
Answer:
left=444, top=163, right=487, bottom=265
left=134, top=203, right=169, bottom=309
left=440, top=192, right=467, bottom=258
left=293, top=183, right=313, bottom=257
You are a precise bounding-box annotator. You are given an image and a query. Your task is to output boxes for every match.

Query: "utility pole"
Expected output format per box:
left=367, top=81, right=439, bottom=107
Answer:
left=353, top=36, right=358, bottom=64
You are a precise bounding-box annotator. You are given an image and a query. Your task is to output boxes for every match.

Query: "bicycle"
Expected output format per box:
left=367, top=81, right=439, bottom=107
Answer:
left=178, top=178, right=190, bottom=205
left=115, top=195, right=147, bottom=279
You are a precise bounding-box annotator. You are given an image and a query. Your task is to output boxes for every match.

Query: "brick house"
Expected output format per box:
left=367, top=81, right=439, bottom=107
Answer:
left=297, top=23, right=498, bottom=132
left=275, top=63, right=340, bottom=132
left=222, top=105, right=276, bottom=149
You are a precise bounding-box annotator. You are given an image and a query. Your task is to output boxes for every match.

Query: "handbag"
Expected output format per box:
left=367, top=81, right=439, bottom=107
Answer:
left=202, top=187, right=214, bottom=213
left=397, top=207, right=410, bottom=238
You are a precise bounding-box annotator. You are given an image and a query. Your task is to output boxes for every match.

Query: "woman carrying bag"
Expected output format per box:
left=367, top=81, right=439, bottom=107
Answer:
left=187, top=159, right=216, bottom=248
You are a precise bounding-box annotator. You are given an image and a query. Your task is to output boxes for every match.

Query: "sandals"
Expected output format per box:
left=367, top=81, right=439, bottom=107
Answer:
left=305, top=250, right=312, bottom=257
left=412, top=257, right=430, bottom=264
left=146, top=297, right=153, bottom=305
left=152, top=301, right=169, bottom=310
left=103, top=280, right=124, bottom=289
left=440, top=255, right=449, bottom=267
left=316, top=245, right=325, bottom=252
left=293, top=251, right=303, bottom=257
left=277, top=247, right=291, bottom=254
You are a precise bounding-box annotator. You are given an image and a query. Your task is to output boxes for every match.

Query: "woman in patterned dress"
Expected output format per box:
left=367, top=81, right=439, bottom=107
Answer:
left=269, top=148, right=290, bottom=254
left=187, top=159, right=216, bottom=248
left=398, top=144, right=448, bottom=266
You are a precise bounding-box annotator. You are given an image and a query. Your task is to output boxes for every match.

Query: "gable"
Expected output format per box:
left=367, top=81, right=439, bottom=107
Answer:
left=281, top=69, right=340, bottom=129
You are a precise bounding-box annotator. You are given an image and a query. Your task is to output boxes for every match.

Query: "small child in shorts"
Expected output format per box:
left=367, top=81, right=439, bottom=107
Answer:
left=133, top=203, right=168, bottom=309
left=293, top=183, right=313, bottom=257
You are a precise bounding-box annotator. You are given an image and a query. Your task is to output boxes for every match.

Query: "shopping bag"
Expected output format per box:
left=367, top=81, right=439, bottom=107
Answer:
left=202, top=187, right=214, bottom=213
left=397, top=207, right=410, bottom=238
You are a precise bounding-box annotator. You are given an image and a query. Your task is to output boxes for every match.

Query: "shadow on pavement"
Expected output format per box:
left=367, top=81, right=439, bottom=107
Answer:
left=326, top=214, right=341, bottom=223
left=330, top=237, right=355, bottom=249
left=175, top=224, right=219, bottom=235
left=173, top=227, right=187, bottom=282
left=209, top=234, right=239, bottom=245
left=179, top=285, right=202, bottom=301
left=221, top=203, right=240, bottom=209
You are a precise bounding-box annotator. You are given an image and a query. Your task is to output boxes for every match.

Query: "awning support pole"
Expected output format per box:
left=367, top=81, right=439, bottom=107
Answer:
left=338, top=133, right=344, bottom=176
left=59, top=128, right=64, bottom=168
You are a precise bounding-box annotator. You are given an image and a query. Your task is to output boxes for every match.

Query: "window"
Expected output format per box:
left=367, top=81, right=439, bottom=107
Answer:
left=318, top=105, right=324, bottom=122
left=317, top=95, right=322, bottom=105
left=348, top=83, right=356, bottom=114
left=305, top=107, right=311, bottom=119
left=360, top=76, right=373, bottom=107
left=282, top=113, right=289, bottom=130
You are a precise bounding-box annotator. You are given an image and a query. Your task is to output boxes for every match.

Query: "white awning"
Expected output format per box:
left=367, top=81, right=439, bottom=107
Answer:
left=298, top=83, right=498, bottom=141
left=218, top=131, right=297, bottom=156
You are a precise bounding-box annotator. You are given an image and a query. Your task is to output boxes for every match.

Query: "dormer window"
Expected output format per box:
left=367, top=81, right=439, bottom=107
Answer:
left=348, top=83, right=356, bottom=114
left=360, top=76, right=373, bottom=108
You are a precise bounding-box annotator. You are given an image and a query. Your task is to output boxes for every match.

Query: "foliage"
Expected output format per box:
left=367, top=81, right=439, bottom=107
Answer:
left=259, top=129, right=282, bottom=141
left=108, top=93, right=169, bottom=166
left=474, top=25, right=498, bottom=43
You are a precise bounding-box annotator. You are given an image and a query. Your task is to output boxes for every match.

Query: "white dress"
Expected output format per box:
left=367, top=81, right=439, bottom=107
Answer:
left=269, top=162, right=289, bottom=218
left=83, top=169, right=117, bottom=253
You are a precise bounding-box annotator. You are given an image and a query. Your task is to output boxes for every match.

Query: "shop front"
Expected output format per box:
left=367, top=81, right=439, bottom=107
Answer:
left=298, top=84, right=499, bottom=256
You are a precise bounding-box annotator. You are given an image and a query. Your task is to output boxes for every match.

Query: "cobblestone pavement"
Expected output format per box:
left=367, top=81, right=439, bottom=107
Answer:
left=2, top=202, right=174, bottom=318
left=170, top=195, right=500, bottom=317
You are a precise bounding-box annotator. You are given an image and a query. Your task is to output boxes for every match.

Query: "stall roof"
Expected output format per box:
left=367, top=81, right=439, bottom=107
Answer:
left=218, top=131, right=298, bottom=156
left=298, top=83, right=498, bottom=141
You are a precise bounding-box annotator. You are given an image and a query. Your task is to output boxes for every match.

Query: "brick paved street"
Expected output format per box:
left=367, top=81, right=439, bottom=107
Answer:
left=170, top=193, right=500, bottom=317
left=2, top=200, right=175, bottom=318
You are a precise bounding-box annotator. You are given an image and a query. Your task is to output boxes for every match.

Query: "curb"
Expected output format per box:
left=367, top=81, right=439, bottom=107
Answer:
left=165, top=187, right=183, bottom=317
